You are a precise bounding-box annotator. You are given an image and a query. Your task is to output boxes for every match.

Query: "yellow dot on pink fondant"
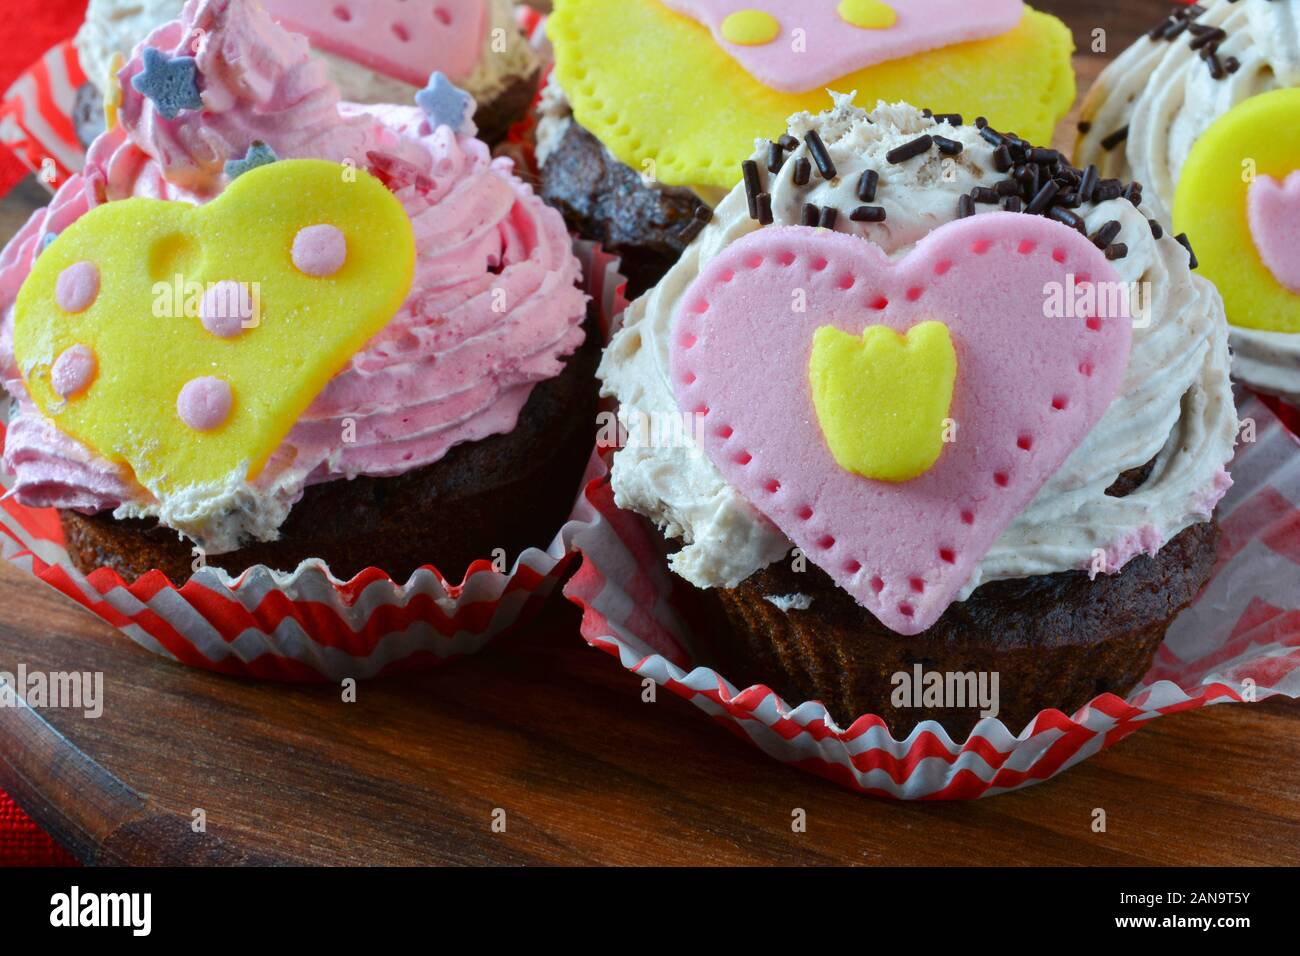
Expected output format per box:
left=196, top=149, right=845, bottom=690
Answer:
left=721, top=10, right=780, bottom=46
left=838, top=0, right=898, bottom=30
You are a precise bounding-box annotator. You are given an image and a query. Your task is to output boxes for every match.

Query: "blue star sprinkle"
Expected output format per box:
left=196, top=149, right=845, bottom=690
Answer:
left=224, top=141, right=279, bottom=180
left=130, top=47, right=202, bottom=121
left=39, top=232, right=59, bottom=254
left=415, top=72, right=475, bottom=135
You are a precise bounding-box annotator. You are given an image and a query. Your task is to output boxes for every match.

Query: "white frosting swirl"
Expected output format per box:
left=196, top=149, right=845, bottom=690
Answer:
left=1075, top=0, right=1300, bottom=402
left=600, top=98, right=1238, bottom=601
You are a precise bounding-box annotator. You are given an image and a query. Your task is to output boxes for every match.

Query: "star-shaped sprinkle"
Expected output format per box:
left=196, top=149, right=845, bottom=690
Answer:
left=39, top=232, right=59, bottom=254
left=130, top=47, right=203, bottom=121
left=415, top=72, right=475, bottom=135
left=224, top=141, right=279, bottom=180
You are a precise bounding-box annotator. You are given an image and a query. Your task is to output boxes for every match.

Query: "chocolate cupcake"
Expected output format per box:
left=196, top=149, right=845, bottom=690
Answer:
left=1, top=0, right=591, bottom=585
left=599, top=98, right=1239, bottom=736
left=73, top=0, right=542, bottom=146
left=538, top=0, right=1077, bottom=296
left=1075, top=0, right=1300, bottom=406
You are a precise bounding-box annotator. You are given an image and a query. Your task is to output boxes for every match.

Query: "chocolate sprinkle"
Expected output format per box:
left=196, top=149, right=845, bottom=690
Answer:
left=818, top=207, right=839, bottom=230
left=1100, top=126, right=1129, bottom=151
left=805, top=130, right=837, bottom=180
left=792, top=157, right=811, bottom=187
left=934, top=135, right=964, bottom=156
left=1149, top=218, right=1164, bottom=240
left=802, top=203, right=820, bottom=227
left=857, top=169, right=879, bottom=202
left=742, top=159, right=762, bottom=220
left=1002, top=196, right=1023, bottom=212
left=957, top=194, right=975, bottom=219
left=757, top=192, right=774, bottom=226
left=1025, top=180, right=1060, bottom=215
left=1078, top=164, right=1099, bottom=204
left=1104, top=242, right=1130, bottom=261
left=887, top=135, right=934, bottom=164
left=767, top=141, right=786, bottom=175
left=1176, top=232, right=1199, bottom=269
left=851, top=205, right=887, bottom=223
left=1091, top=220, right=1122, bottom=249
left=778, top=134, right=799, bottom=152
left=993, top=144, right=1014, bottom=172
left=971, top=186, right=999, bottom=204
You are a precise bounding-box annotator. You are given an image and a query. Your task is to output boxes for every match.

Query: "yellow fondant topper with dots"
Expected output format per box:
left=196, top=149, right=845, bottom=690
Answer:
left=14, top=159, right=416, bottom=497
left=549, top=0, right=1075, bottom=191
left=809, top=320, right=957, bottom=483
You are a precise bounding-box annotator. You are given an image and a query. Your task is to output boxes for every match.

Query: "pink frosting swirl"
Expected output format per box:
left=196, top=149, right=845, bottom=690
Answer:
left=0, top=0, right=587, bottom=549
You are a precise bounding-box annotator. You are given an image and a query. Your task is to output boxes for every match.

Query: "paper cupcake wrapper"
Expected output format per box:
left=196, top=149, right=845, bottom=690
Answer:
left=0, top=40, right=86, bottom=196
left=0, top=241, right=627, bottom=681
left=564, top=394, right=1300, bottom=799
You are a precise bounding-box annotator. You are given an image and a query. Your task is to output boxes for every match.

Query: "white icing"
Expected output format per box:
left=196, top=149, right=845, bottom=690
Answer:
left=764, top=593, right=814, bottom=612
left=599, top=97, right=1239, bottom=601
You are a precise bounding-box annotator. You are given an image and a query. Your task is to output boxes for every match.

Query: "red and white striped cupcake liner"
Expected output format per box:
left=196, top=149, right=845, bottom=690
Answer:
left=0, top=242, right=627, bottom=681
left=564, top=394, right=1300, bottom=799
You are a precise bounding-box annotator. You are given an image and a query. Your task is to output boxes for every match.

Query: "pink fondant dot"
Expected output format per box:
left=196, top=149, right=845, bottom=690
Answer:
left=55, top=261, right=100, bottom=313
left=200, top=280, right=257, bottom=338
left=291, top=224, right=347, bottom=277
left=51, top=344, right=97, bottom=399
left=177, top=377, right=233, bottom=432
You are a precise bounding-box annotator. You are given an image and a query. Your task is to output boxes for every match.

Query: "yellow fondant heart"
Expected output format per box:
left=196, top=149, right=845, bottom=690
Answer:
left=1173, top=87, right=1300, bottom=335
left=14, top=158, right=416, bottom=496
left=549, top=0, right=1075, bottom=191
left=809, top=321, right=956, bottom=482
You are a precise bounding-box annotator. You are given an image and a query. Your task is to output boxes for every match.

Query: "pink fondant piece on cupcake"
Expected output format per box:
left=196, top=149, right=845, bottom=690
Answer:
left=200, top=280, right=257, bottom=338
left=1247, top=171, right=1300, bottom=294
left=55, top=261, right=100, bottom=314
left=659, top=0, right=1025, bottom=93
left=670, top=214, right=1131, bottom=635
left=177, top=377, right=234, bottom=432
left=51, top=345, right=97, bottom=399
left=261, top=0, right=489, bottom=87
left=292, top=225, right=348, bottom=277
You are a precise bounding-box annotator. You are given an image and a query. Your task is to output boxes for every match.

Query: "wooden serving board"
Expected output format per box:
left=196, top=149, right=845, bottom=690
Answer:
left=2, top=0, right=1298, bottom=866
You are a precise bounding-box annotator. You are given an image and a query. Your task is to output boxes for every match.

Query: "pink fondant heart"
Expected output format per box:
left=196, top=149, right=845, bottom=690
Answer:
left=659, top=0, right=1024, bottom=93
left=1248, top=171, right=1300, bottom=294
left=263, top=0, right=488, bottom=87
left=670, top=214, right=1132, bottom=635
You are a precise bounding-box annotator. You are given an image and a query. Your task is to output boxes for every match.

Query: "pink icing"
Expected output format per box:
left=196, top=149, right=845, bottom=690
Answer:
left=0, top=0, right=587, bottom=537
left=51, top=345, right=97, bottom=399
left=670, top=215, right=1132, bottom=636
left=1247, top=171, right=1300, bottom=294
left=55, top=261, right=100, bottom=313
left=660, top=0, right=1025, bottom=94
left=262, top=0, right=489, bottom=88
left=291, top=224, right=348, bottom=277
left=200, top=280, right=256, bottom=338
left=177, top=376, right=234, bottom=431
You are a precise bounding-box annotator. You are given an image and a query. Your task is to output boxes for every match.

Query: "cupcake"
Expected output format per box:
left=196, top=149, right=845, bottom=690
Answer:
left=0, top=0, right=592, bottom=585
left=598, top=96, right=1239, bottom=736
left=538, top=0, right=1077, bottom=295
left=1075, top=0, right=1300, bottom=406
left=73, top=0, right=542, bottom=146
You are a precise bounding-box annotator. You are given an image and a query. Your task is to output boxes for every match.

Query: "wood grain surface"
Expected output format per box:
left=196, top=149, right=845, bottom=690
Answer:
left=1, top=0, right=1298, bottom=866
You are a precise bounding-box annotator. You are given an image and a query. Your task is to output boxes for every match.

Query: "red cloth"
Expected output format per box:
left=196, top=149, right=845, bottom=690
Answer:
left=0, top=790, right=77, bottom=866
